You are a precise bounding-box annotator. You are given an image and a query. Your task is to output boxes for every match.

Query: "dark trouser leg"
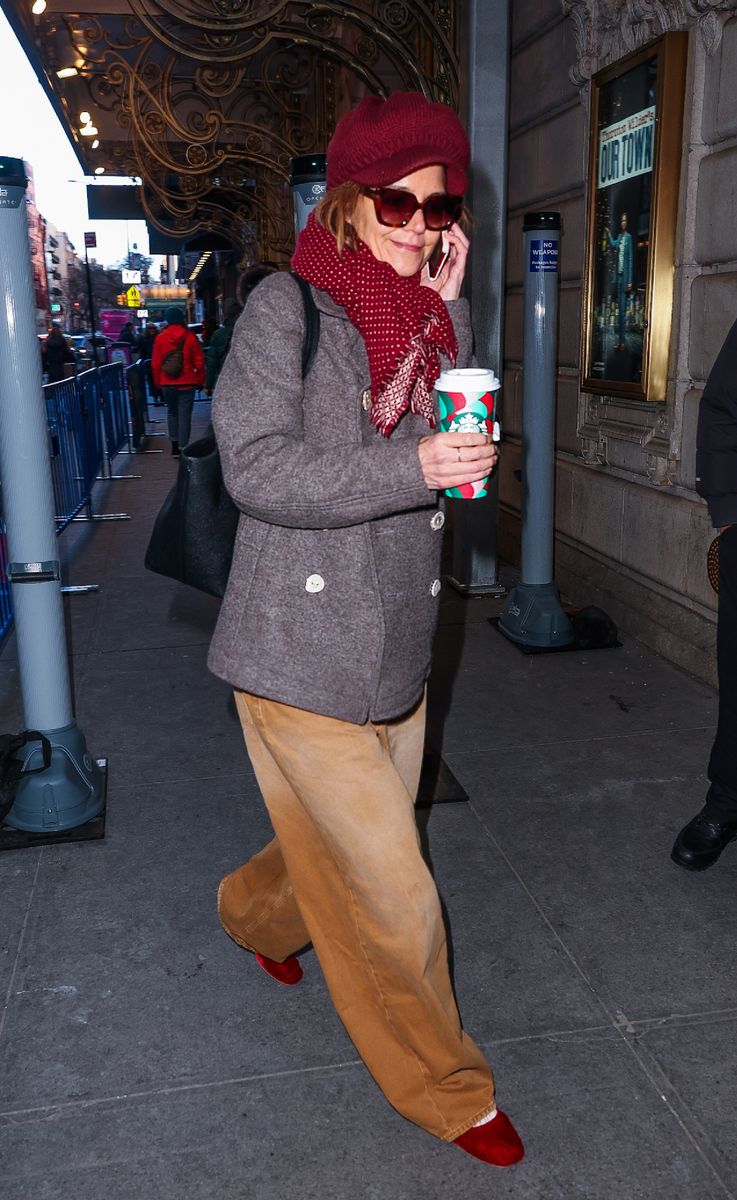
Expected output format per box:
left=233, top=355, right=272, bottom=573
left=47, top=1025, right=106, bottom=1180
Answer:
left=162, top=385, right=178, bottom=441
left=177, top=387, right=196, bottom=448
left=705, top=525, right=737, bottom=823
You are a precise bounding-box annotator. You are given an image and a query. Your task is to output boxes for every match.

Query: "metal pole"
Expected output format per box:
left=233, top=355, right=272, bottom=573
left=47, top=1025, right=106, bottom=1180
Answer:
left=289, top=155, right=326, bottom=237
left=498, top=212, right=574, bottom=648
left=84, top=242, right=100, bottom=367
left=0, top=156, right=104, bottom=831
left=447, top=0, right=509, bottom=596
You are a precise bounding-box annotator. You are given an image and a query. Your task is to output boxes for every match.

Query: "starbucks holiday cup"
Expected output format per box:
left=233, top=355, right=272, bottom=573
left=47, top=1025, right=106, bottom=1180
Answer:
left=435, top=367, right=501, bottom=499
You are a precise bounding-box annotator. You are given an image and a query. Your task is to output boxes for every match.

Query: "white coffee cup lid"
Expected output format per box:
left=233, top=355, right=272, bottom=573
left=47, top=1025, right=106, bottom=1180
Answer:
left=435, top=367, right=500, bottom=393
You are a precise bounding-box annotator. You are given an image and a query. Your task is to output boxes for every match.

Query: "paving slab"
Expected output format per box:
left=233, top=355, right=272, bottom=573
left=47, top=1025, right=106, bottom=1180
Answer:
left=634, top=1015, right=737, bottom=1188
left=444, top=727, right=736, bottom=1023
left=429, top=620, right=718, bottom=754
left=71, top=644, right=243, bottom=789
left=420, top=804, right=609, bottom=1042
left=0, top=773, right=354, bottom=1109
left=0, top=851, right=41, bottom=1009
left=0, top=1030, right=730, bottom=1200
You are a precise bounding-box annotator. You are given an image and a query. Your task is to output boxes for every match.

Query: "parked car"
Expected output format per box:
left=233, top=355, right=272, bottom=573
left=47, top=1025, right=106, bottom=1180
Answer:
left=80, top=332, right=112, bottom=361
left=66, top=334, right=98, bottom=370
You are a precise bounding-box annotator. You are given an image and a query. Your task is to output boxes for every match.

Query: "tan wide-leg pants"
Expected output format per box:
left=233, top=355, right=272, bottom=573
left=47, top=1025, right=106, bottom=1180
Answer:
left=217, top=690, right=495, bottom=1141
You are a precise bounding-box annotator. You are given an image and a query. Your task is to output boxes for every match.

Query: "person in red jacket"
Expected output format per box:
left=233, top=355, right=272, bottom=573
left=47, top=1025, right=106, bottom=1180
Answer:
left=151, top=306, right=205, bottom=455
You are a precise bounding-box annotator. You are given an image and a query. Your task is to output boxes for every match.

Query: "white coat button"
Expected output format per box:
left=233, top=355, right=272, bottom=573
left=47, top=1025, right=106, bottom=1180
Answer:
left=430, top=578, right=441, bottom=597
left=430, top=511, right=445, bottom=531
left=361, top=388, right=372, bottom=411
left=305, top=574, right=325, bottom=593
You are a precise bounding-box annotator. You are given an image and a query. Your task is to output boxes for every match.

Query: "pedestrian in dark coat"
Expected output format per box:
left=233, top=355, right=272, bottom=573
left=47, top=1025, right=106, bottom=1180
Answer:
left=205, top=302, right=242, bottom=394
left=672, top=319, right=737, bottom=869
left=42, top=326, right=75, bottom=383
left=210, top=92, right=523, bottom=1169
left=151, top=307, right=205, bottom=454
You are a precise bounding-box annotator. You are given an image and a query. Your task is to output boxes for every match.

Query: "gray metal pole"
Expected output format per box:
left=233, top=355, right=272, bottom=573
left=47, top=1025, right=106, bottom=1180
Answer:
left=0, top=156, right=104, bottom=831
left=498, top=212, right=573, bottom=648
left=448, top=0, right=509, bottom=596
left=289, top=154, right=326, bottom=237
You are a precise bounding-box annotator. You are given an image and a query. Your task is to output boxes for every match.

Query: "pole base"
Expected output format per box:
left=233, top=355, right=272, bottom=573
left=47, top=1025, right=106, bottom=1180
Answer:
left=498, top=581, right=574, bottom=649
left=446, top=575, right=507, bottom=598
left=4, top=723, right=105, bottom=832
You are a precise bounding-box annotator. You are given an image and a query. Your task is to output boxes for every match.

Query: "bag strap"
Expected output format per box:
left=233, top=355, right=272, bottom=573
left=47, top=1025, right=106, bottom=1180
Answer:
left=291, top=272, right=320, bottom=378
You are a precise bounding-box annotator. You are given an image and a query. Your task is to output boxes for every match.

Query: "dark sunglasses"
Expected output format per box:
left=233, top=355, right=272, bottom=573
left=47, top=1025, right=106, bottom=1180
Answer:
left=363, top=187, right=463, bottom=231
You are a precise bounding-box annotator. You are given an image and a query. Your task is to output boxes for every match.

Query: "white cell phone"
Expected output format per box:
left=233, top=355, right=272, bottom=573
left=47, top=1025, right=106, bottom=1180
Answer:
left=427, top=235, right=450, bottom=282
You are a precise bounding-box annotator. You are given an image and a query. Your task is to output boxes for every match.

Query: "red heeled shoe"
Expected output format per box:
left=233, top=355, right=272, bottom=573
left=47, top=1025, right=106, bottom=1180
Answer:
left=254, top=952, right=303, bottom=986
left=453, top=1110, right=524, bottom=1167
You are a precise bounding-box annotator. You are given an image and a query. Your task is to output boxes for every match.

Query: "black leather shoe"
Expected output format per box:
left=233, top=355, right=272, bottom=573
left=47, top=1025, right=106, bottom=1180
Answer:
left=671, top=812, right=737, bottom=871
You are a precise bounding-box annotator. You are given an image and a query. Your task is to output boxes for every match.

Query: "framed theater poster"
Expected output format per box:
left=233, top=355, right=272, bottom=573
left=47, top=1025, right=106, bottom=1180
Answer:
left=581, top=32, right=688, bottom=402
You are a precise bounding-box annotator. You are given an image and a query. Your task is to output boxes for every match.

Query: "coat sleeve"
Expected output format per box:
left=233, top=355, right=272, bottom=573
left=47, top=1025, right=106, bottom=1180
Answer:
left=205, top=328, right=225, bottom=391
left=696, top=318, right=737, bottom=527
left=188, top=332, right=205, bottom=385
left=212, top=274, right=433, bottom=530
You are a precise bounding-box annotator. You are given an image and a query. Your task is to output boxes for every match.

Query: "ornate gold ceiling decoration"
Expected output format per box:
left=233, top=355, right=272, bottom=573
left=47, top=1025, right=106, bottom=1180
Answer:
left=54, top=0, right=460, bottom=263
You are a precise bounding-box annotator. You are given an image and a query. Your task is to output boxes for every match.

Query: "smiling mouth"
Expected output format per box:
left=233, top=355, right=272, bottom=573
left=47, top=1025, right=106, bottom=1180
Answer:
left=391, top=240, right=424, bottom=254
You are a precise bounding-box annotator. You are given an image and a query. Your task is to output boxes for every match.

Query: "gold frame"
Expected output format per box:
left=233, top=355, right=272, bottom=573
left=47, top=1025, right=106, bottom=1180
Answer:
left=581, top=31, right=688, bottom=402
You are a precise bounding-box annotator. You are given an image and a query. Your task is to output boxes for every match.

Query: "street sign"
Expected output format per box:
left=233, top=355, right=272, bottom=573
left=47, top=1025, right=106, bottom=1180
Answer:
left=84, top=231, right=96, bottom=248
left=126, top=284, right=141, bottom=308
left=137, top=309, right=149, bottom=318
left=122, top=269, right=141, bottom=285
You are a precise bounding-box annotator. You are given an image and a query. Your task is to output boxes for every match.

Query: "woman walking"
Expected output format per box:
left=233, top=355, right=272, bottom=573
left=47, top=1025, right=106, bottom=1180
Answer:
left=151, top=306, right=204, bottom=454
left=210, top=91, right=523, bottom=1169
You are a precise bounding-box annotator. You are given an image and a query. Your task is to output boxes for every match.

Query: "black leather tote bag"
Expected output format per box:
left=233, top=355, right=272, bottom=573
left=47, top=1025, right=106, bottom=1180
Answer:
left=144, top=274, right=320, bottom=598
left=144, top=432, right=238, bottom=597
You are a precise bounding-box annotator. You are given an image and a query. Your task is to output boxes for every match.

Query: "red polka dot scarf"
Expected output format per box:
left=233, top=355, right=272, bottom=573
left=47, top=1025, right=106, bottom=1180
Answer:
left=291, top=213, right=458, bottom=437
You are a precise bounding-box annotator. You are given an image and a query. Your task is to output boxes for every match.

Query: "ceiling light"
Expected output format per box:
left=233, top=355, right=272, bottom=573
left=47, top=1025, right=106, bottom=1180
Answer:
left=56, top=67, right=78, bottom=78
left=91, top=139, right=99, bottom=149
left=94, top=167, right=105, bottom=175
left=79, top=111, right=91, bottom=124
left=80, top=125, right=98, bottom=137
left=31, top=0, right=46, bottom=14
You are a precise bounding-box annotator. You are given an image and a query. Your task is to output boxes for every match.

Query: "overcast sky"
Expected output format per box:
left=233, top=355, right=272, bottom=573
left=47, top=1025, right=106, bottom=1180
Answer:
left=1, top=9, right=149, bottom=267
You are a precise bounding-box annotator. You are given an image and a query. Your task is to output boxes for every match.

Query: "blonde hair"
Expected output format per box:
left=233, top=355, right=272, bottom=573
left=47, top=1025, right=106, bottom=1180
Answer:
left=314, top=182, right=363, bottom=255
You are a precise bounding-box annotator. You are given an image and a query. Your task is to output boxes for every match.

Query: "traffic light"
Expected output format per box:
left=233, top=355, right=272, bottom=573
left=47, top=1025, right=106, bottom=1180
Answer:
left=117, top=292, right=127, bottom=306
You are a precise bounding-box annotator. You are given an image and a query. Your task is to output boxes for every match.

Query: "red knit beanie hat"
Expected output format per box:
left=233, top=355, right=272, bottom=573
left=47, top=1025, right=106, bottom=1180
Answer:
left=326, top=91, right=470, bottom=196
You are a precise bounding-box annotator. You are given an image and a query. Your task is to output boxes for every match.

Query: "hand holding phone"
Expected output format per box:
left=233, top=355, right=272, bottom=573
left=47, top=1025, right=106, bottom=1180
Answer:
left=426, top=234, right=450, bottom=282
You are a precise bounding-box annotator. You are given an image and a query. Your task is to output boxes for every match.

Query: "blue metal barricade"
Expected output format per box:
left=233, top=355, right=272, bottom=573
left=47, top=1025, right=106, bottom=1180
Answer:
left=0, top=362, right=134, bottom=640
left=76, top=368, right=105, bottom=488
left=98, top=361, right=130, bottom=464
left=45, top=376, right=93, bottom=532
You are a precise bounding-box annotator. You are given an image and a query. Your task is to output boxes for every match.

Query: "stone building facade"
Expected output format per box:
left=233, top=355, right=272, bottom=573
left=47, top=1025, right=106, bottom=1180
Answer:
left=498, top=0, right=737, bottom=685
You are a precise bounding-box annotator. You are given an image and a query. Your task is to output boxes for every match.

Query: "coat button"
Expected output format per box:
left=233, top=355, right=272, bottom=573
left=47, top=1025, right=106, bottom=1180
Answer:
left=430, top=511, right=445, bottom=531
left=430, top=578, right=441, bottom=597
left=361, top=388, right=372, bottom=411
left=305, top=574, right=325, bottom=593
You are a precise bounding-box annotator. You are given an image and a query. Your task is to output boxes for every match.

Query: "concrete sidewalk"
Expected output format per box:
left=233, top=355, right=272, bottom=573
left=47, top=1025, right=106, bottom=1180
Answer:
left=0, top=403, right=734, bottom=1200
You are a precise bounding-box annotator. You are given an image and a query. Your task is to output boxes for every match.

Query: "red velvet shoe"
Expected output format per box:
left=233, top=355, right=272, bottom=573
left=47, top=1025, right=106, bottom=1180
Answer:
left=453, top=1110, right=524, bottom=1166
left=254, top=952, right=303, bottom=986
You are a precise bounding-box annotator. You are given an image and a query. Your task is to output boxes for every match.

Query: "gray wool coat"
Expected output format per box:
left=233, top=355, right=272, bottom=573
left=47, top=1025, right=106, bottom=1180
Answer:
left=208, top=271, right=474, bottom=724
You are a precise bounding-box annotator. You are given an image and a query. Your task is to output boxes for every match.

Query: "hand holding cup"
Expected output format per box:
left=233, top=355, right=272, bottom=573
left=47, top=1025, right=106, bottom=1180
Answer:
left=418, top=432, right=498, bottom=491
left=431, top=368, right=501, bottom=498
